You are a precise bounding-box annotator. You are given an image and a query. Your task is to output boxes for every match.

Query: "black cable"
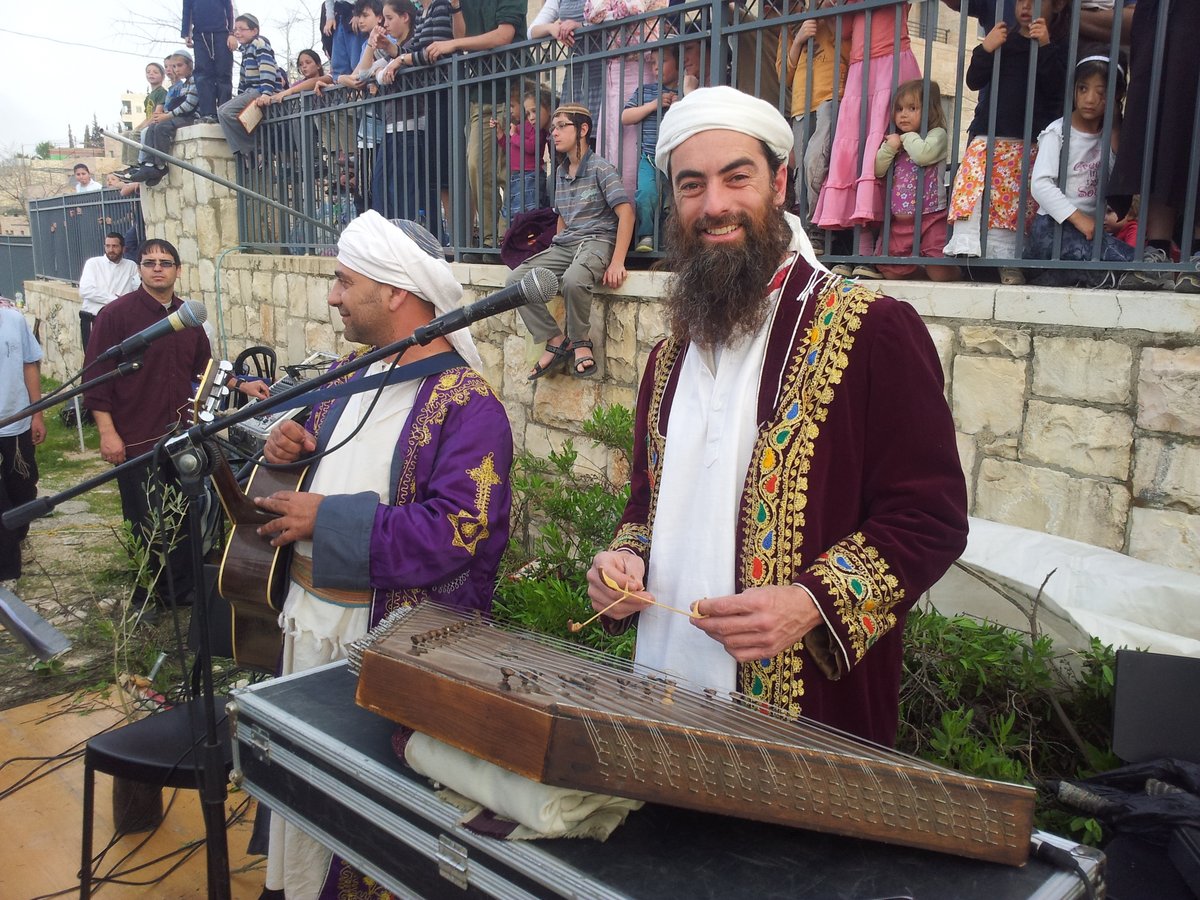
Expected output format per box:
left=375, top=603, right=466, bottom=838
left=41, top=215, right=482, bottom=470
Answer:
left=1030, top=837, right=1098, bottom=900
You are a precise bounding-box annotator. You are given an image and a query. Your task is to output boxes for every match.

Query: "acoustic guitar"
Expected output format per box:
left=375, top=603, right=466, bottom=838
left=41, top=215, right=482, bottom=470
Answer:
left=191, top=361, right=308, bottom=673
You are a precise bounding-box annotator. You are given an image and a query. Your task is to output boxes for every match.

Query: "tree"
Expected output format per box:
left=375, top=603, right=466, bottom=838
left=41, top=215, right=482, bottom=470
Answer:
left=68, top=125, right=76, bottom=149
left=85, top=115, right=104, bottom=150
left=35, top=142, right=52, bottom=160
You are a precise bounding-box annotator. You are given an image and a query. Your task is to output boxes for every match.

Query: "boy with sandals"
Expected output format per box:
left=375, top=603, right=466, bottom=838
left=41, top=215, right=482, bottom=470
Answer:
left=506, top=103, right=633, bottom=380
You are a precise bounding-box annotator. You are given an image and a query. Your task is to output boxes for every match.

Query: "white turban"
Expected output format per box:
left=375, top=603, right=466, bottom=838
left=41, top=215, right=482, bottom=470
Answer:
left=336, top=210, right=483, bottom=370
left=654, top=85, right=794, bottom=176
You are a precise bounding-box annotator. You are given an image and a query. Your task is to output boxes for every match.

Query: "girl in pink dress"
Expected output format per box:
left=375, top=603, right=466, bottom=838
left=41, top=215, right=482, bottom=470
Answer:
left=812, top=0, right=921, bottom=278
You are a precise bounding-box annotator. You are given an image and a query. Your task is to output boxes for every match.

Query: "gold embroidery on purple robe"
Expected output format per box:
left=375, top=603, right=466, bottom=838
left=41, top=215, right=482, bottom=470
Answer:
left=809, top=532, right=903, bottom=664
left=449, top=453, right=499, bottom=554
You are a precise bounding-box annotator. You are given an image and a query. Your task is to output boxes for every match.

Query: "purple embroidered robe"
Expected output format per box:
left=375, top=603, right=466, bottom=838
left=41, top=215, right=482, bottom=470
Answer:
left=305, top=360, right=514, bottom=627
left=610, top=254, right=968, bottom=747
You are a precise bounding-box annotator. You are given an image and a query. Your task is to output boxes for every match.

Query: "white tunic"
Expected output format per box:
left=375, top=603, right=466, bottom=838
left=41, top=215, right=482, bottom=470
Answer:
left=267, top=362, right=420, bottom=899
left=636, top=294, right=779, bottom=692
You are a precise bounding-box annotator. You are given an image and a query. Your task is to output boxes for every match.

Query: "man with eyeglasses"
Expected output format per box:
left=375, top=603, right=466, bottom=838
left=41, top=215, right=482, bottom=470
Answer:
left=83, top=239, right=267, bottom=608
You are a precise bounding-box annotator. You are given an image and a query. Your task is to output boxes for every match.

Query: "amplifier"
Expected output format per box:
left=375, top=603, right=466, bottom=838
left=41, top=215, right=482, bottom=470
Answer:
left=228, top=351, right=337, bottom=455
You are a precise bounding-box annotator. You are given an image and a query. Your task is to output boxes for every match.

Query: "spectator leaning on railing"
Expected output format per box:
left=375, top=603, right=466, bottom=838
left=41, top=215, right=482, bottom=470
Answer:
left=426, top=0, right=527, bottom=255
left=217, top=14, right=281, bottom=165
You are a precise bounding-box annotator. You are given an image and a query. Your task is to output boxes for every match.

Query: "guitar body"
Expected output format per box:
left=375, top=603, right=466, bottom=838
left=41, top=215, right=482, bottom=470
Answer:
left=214, top=460, right=309, bottom=673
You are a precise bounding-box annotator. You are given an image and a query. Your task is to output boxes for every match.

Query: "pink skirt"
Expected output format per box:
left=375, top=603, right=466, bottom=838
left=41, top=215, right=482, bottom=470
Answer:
left=812, top=50, right=921, bottom=229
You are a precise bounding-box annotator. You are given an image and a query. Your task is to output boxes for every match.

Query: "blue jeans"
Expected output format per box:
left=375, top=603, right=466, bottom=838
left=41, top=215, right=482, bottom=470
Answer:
left=635, top=154, right=662, bottom=243
left=331, top=26, right=367, bottom=79
left=507, top=170, right=544, bottom=219
left=1025, top=213, right=1134, bottom=286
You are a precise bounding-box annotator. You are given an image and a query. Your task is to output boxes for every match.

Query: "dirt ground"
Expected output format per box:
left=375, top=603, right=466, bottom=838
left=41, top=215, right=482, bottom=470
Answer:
left=0, top=447, right=180, bottom=711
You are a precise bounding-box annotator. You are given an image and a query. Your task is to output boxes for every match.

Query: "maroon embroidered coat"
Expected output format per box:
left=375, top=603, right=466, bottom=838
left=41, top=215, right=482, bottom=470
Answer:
left=610, top=254, right=968, bottom=746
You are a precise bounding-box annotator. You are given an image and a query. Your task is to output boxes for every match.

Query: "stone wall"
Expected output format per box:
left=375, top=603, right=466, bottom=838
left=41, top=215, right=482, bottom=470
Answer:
left=22, top=129, right=1200, bottom=575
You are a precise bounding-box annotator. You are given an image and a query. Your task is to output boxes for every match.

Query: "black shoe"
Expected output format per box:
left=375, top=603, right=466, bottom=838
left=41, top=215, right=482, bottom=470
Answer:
left=198, top=115, right=218, bottom=125
left=127, top=164, right=165, bottom=184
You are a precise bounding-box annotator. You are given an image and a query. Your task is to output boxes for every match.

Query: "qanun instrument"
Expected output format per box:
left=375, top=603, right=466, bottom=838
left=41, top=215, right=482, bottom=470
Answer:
left=349, top=602, right=1036, bottom=866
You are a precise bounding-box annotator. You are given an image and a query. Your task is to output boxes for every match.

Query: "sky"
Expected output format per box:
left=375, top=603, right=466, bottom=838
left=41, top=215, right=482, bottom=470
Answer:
left=0, top=1, right=323, bottom=154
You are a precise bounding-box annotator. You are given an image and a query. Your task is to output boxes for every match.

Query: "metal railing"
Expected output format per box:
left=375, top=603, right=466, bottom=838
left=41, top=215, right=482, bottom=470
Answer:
left=26, top=190, right=143, bottom=284
left=22, top=0, right=1187, bottom=288
left=0, top=236, right=34, bottom=302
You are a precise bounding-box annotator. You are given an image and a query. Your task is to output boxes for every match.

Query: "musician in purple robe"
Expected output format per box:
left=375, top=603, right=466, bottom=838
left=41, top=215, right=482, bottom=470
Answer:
left=586, top=87, right=968, bottom=748
left=253, top=210, right=513, bottom=899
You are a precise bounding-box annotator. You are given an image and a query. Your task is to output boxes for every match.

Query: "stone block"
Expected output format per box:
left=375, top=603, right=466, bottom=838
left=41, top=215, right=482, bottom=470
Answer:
left=1032, top=336, right=1132, bottom=404
left=228, top=302, right=246, bottom=338
left=892, top=282, right=995, bottom=319
left=476, top=340, right=504, bottom=388
left=955, top=432, right=976, bottom=507
left=637, top=300, right=668, bottom=349
left=272, top=274, right=288, bottom=310
left=195, top=205, right=220, bottom=258
left=1128, top=508, right=1200, bottom=575
left=600, top=384, right=637, bottom=415
left=198, top=258, right=216, bottom=295
left=286, top=274, right=307, bottom=316
left=1133, top=437, right=1200, bottom=512
left=506, top=402, right=528, bottom=454
left=1020, top=400, right=1133, bottom=479
left=952, top=355, right=1026, bottom=436
left=259, top=304, right=274, bottom=343
left=1138, top=347, right=1200, bottom=437
left=502, top=333, right=535, bottom=407
left=606, top=300, right=638, bottom=386
left=974, top=458, right=1129, bottom=550
left=181, top=205, right=197, bottom=240
left=925, top=323, right=954, bottom=387
left=959, top=325, right=1030, bottom=357
left=523, top=422, right=557, bottom=461
left=307, top=278, right=329, bottom=321
left=304, top=320, right=336, bottom=354
left=532, top=375, right=601, bottom=430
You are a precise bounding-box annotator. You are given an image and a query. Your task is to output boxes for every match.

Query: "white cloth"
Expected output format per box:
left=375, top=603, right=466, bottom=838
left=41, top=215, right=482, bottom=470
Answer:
left=266, top=363, right=420, bottom=899
left=78, top=256, right=140, bottom=316
left=74, top=180, right=102, bottom=193
left=336, top=210, right=483, bottom=370
left=654, top=85, right=794, bottom=175
left=405, top=732, right=643, bottom=840
left=1030, top=118, right=1106, bottom=223
left=635, top=289, right=783, bottom=692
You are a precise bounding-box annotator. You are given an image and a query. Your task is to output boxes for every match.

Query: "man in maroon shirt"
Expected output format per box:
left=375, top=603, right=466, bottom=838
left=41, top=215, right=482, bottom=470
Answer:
left=83, top=239, right=266, bottom=606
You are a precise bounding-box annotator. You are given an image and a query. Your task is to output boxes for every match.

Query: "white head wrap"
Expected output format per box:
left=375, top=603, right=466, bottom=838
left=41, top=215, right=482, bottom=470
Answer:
left=654, top=85, right=794, bottom=176
left=336, top=210, right=483, bottom=370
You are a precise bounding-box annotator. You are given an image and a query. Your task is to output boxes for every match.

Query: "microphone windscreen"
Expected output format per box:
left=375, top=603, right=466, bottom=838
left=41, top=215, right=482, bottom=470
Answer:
left=178, top=299, right=209, bottom=328
left=521, top=267, right=560, bottom=306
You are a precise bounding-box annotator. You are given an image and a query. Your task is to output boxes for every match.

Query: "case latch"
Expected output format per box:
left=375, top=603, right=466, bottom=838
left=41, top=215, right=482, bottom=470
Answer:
left=436, top=834, right=469, bottom=889
left=243, top=724, right=272, bottom=763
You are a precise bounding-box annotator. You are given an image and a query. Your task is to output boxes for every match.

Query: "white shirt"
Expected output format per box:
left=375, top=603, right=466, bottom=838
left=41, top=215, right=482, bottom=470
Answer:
left=74, top=180, right=102, bottom=193
left=78, top=255, right=140, bottom=316
left=280, top=363, right=422, bottom=651
left=1031, top=118, right=1107, bottom=223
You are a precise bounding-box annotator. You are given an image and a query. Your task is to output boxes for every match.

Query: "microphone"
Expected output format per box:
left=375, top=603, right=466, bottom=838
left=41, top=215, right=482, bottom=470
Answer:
left=94, top=299, right=208, bottom=363
left=413, top=268, right=559, bottom=344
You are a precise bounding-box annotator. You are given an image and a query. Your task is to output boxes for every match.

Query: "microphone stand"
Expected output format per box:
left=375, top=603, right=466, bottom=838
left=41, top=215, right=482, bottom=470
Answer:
left=0, top=358, right=145, bottom=431
left=4, top=326, right=440, bottom=900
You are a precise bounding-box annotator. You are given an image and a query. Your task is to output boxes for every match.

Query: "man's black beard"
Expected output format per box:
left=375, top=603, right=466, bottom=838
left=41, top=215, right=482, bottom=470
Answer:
left=662, top=203, right=793, bottom=348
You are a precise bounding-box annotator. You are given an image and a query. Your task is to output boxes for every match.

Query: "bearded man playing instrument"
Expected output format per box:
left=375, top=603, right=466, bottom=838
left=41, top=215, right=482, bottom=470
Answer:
left=587, top=86, right=968, bottom=747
